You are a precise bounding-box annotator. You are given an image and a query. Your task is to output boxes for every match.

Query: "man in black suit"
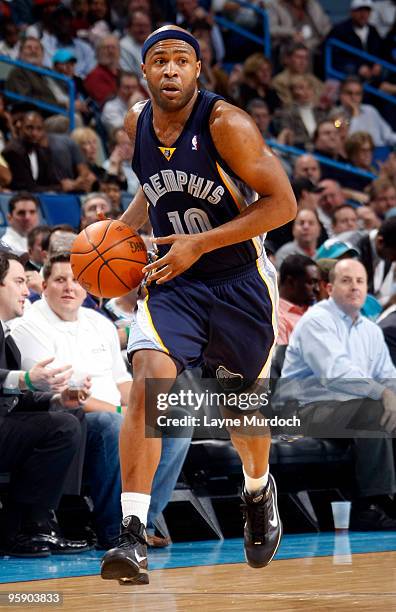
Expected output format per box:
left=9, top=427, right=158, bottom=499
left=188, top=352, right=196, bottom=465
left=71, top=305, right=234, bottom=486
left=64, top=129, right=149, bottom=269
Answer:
left=0, top=251, right=90, bottom=557
left=325, top=0, right=383, bottom=80
left=2, top=111, right=60, bottom=192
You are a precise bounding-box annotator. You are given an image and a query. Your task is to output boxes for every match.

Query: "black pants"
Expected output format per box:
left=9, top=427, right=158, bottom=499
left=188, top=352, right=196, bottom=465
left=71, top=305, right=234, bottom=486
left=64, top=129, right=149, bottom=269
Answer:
left=298, top=399, right=396, bottom=498
left=0, top=411, right=81, bottom=512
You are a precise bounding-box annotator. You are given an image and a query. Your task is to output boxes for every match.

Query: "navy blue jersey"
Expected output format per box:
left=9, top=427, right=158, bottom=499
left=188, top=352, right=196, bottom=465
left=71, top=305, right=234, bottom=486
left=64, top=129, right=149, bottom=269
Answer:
left=132, top=90, right=264, bottom=278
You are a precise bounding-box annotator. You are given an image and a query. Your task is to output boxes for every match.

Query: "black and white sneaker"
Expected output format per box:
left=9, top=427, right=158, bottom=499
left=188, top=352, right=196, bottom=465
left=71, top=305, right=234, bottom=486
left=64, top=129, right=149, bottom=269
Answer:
left=100, top=516, right=149, bottom=585
left=241, top=473, right=282, bottom=568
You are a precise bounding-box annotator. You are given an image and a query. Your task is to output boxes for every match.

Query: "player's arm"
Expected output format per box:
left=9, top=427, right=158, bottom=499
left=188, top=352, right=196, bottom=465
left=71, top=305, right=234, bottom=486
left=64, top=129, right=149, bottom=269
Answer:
left=120, top=101, right=149, bottom=232
left=145, top=102, right=297, bottom=284
left=119, top=187, right=149, bottom=231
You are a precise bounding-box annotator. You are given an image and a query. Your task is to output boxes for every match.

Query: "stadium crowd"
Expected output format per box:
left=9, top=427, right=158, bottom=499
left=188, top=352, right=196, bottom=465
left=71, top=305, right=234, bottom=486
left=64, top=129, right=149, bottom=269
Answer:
left=0, top=0, right=396, bottom=556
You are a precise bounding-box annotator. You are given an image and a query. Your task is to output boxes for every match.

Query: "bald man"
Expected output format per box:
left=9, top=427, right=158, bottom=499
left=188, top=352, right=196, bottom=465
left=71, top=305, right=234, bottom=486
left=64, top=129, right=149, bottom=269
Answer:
left=280, top=259, right=396, bottom=531
left=293, top=154, right=321, bottom=185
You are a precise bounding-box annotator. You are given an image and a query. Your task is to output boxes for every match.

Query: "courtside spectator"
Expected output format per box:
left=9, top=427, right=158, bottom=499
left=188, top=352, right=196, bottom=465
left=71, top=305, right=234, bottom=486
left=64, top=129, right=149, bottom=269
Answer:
left=279, top=258, right=396, bottom=531
left=2, top=193, right=40, bottom=256
left=277, top=254, right=320, bottom=344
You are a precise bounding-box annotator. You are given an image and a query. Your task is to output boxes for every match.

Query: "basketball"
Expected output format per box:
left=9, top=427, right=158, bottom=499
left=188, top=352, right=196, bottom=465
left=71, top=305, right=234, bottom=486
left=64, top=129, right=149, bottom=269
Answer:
left=70, top=219, right=147, bottom=298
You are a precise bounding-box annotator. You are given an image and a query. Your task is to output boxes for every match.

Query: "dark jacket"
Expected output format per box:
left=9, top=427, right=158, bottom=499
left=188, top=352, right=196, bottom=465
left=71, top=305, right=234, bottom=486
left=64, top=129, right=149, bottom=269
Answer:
left=5, top=67, right=64, bottom=110
left=356, top=233, right=392, bottom=295
left=326, top=19, right=383, bottom=75
left=2, top=139, right=60, bottom=192
left=379, top=310, right=396, bottom=365
left=0, top=324, right=52, bottom=417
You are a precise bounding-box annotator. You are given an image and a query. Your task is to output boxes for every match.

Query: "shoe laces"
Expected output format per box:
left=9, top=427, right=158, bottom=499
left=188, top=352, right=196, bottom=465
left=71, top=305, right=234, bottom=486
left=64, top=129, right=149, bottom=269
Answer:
left=241, top=491, right=268, bottom=544
left=110, top=526, right=146, bottom=549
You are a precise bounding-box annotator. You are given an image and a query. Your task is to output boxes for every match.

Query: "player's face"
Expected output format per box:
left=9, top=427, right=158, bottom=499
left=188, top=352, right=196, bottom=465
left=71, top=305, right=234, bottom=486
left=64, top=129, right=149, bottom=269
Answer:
left=43, top=262, right=87, bottom=321
left=143, top=40, right=201, bottom=112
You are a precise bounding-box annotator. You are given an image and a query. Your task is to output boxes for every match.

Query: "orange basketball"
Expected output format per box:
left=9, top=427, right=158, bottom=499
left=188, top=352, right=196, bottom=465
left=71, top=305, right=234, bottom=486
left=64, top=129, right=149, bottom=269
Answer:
left=70, top=220, right=147, bottom=298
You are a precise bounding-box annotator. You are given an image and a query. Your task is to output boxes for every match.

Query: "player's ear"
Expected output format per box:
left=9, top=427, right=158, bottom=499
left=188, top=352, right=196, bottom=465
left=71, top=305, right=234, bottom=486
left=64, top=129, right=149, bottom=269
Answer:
left=196, top=60, right=201, bottom=79
left=141, top=63, right=147, bottom=79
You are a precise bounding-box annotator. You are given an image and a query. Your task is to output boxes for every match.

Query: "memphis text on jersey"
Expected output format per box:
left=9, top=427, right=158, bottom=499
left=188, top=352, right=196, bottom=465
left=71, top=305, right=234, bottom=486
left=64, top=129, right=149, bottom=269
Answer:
left=142, top=170, right=225, bottom=207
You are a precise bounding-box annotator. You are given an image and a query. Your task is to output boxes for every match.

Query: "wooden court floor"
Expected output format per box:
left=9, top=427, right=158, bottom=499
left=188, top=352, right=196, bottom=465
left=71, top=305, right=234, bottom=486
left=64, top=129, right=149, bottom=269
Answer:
left=2, top=551, right=396, bottom=611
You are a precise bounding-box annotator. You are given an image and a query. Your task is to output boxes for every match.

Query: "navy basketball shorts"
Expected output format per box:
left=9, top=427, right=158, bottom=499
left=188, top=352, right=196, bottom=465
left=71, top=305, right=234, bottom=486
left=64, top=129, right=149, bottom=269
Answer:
left=127, top=256, right=278, bottom=385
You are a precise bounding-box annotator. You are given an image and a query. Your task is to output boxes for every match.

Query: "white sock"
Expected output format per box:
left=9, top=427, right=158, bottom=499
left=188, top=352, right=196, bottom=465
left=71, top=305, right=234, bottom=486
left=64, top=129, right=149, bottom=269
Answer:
left=121, top=492, right=151, bottom=526
left=243, top=466, right=269, bottom=494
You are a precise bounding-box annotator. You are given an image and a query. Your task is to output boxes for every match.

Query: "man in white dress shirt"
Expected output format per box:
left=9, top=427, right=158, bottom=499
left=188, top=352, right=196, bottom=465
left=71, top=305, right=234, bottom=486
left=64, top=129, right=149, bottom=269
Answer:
left=2, top=193, right=40, bottom=256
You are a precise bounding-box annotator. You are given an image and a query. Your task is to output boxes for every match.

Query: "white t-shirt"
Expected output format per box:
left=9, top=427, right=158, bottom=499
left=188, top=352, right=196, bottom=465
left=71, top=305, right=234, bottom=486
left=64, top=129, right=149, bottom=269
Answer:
left=1, top=227, right=28, bottom=255
left=12, top=299, right=131, bottom=405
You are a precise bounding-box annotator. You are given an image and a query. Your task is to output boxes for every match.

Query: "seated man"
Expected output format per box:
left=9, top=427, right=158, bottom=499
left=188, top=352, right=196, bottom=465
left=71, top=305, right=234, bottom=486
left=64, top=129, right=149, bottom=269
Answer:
left=2, top=112, right=60, bottom=192
left=277, top=254, right=320, bottom=345
left=0, top=251, right=90, bottom=556
left=331, top=204, right=359, bottom=235
left=12, top=253, right=190, bottom=547
left=275, top=209, right=321, bottom=268
left=2, top=192, right=40, bottom=256
left=278, top=258, right=396, bottom=529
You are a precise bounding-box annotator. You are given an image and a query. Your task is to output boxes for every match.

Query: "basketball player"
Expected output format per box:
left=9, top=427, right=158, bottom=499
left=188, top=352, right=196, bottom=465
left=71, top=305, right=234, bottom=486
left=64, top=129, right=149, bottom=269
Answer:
left=101, top=25, right=297, bottom=584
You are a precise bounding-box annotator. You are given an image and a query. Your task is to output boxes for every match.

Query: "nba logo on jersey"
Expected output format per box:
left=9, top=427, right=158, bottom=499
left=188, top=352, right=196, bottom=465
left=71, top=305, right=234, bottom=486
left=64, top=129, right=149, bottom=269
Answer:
left=191, top=135, right=198, bottom=150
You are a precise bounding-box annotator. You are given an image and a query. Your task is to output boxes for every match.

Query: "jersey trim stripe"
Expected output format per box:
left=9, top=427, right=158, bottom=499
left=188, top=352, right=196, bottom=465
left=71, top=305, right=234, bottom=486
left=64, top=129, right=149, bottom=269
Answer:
left=216, top=161, right=262, bottom=259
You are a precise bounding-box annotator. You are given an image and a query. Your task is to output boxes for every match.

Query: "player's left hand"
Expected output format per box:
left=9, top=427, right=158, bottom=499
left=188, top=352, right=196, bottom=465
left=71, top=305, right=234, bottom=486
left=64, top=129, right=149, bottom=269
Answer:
left=143, top=234, right=204, bottom=284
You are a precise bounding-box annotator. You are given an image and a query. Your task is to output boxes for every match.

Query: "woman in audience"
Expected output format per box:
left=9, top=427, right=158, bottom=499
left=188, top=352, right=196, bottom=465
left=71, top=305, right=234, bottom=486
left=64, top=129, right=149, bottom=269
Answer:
left=236, top=53, right=281, bottom=113
left=275, top=74, right=327, bottom=149
left=344, top=131, right=378, bottom=191
left=71, top=126, right=106, bottom=185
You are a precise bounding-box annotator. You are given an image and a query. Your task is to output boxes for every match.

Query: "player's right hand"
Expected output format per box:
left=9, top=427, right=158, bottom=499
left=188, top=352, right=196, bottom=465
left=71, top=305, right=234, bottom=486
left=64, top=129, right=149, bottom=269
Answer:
left=28, top=358, right=73, bottom=392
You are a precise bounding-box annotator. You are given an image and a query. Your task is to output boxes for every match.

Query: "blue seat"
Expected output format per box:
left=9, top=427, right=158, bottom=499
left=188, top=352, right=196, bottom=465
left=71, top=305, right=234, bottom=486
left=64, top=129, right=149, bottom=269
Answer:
left=0, top=193, right=11, bottom=229
left=38, top=194, right=81, bottom=230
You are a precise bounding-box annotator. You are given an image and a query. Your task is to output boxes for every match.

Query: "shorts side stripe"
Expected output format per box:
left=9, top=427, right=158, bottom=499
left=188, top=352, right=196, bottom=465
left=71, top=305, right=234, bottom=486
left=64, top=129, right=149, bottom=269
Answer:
left=143, top=293, right=169, bottom=354
left=256, top=257, right=278, bottom=379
